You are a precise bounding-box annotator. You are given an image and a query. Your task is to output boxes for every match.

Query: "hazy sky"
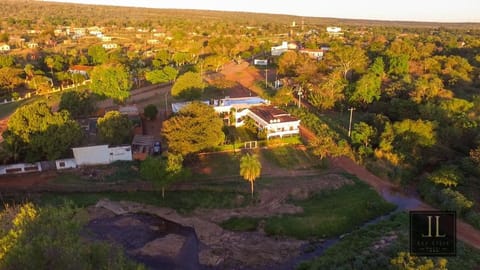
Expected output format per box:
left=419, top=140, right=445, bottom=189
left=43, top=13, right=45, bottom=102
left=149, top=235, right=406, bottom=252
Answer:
left=47, top=0, right=479, bottom=23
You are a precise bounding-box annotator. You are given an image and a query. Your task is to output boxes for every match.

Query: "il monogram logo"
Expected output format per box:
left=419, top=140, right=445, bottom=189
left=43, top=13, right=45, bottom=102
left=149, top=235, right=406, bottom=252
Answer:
left=410, top=211, right=456, bottom=256
left=422, top=215, right=446, bottom=238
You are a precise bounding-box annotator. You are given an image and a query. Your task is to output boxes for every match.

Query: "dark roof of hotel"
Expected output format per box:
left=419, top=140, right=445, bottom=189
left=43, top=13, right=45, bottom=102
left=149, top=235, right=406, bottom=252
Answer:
left=249, top=106, right=299, bottom=124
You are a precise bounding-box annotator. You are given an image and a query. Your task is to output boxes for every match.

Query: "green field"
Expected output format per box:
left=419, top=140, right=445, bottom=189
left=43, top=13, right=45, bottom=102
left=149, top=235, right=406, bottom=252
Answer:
left=221, top=180, right=396, bottom=239
left=261, top=145, right=318, bottom=169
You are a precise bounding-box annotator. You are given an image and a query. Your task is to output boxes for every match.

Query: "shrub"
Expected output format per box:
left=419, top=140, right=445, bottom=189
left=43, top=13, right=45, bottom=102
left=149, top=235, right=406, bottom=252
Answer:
left=143, top=104, right=158, bottom=120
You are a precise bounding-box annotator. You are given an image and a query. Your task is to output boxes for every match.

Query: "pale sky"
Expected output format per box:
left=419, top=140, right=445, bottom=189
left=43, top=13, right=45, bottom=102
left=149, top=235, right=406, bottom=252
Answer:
left=46, top=0, right=479, bottom=23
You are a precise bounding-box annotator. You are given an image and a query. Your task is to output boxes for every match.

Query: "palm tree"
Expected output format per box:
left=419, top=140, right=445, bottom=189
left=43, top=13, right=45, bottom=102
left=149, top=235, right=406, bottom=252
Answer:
left=239, top=153, right=262, bottom=198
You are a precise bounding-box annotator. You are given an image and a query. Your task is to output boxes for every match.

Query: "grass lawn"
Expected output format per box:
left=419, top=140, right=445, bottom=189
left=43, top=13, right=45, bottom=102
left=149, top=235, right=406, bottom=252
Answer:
left=0, top=96, right=39, bottom=119
left=298, top=212, right=480, bottom=270
left=220, top=180, right=396, bottom=240
left=0, top=91, right=64, bottom=119
left=261, top=145, right=317, bottom=169
left=190, top=152, right=241, bottom=179
left=37, top=189, right=252, bottom=214
left=52, top=161, right=142, bottom=185
left=221, top=217, right=259, bottom=231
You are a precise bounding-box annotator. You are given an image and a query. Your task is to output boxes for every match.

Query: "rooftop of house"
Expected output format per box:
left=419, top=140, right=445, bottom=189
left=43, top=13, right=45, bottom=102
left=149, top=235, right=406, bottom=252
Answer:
left=248, top=106, right=299, bottom=124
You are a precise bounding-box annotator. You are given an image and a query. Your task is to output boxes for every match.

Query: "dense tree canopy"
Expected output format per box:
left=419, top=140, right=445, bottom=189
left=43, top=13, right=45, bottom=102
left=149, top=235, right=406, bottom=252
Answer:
left=0, top=203, right=143, bottom=269
left=4, top=102, right=82, bottom=162
left=97, top=111, right=133, bottom=145
left=145, top=66, right=178, bottom=84
left=162, top=102, right=224, bottom=156
left=90, top=63, right=132, bottom=103
left=59, top=90, right=95, bottom=118
left=171, top=72, right=203, bottom=100
left=140, top=153, right=184, bottom=198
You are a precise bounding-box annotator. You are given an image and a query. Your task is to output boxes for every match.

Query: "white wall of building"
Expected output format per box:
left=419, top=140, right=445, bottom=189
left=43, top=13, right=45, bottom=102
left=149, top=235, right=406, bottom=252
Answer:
left=72, top=145, right=110, bottom=166
left=109, top=146, right=133, bottom=163
left=55, top=159, right=77, bottom=170
left=0, top=162, right=42, bottom=175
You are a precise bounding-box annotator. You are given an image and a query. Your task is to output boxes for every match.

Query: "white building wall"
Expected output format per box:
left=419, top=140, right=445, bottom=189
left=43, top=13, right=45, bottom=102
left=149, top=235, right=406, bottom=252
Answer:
left=0, top=162, right=42, bottom=175
left=55, top=159, right=77, bottom=170
left=72, top=145, right=110, bottom=166
left=109, top=146, right=133, bottom=162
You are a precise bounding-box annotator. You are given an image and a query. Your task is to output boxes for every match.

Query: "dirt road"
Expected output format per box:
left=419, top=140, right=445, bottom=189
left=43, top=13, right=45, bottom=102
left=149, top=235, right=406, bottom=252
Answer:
left=329, top=156, right=480, bottom=250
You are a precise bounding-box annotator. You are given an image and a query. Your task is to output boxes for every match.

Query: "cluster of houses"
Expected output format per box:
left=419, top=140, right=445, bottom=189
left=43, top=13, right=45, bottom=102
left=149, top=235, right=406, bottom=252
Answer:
left=269, top=26, right=340, bottom=59
left=270, top=41, right=329, bottom=60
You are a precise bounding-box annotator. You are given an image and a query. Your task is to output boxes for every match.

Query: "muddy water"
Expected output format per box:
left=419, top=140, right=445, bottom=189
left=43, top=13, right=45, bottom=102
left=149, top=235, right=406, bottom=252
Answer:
left=86, top=213, right=200, bottom=270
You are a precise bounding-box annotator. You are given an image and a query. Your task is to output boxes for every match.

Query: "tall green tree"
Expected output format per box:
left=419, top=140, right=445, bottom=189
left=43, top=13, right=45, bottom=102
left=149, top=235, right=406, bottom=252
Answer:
left=90, top=63, right=132, bottom=103
left=97, top=111, right=133, bottom=145
left=145, top=66, right=178, bottom=84
left=350, top=57, right=384, bottom=106
left=88, top=45, right=108, bottom=65
left=309, top=71, right=347, bottom=110
left=0, top=202, right=143, bottom=269
left=327, top=44, right=367, bottom=80
left=59, top=90, right=95, bottom=118
left=162, top=102, right=224, bottom=156
left=239, top=153, right=262, bottom=198
left=171, top=71, right=203, bottom=100
left=0, top=67, right=22, bottom=92
left=140, top=153, right=183, bottom=198
left=387, top=54, right=409, bottom=76
left=351, top=122, right=376, bottom=157
left=4, top=102, right=82, bottom=162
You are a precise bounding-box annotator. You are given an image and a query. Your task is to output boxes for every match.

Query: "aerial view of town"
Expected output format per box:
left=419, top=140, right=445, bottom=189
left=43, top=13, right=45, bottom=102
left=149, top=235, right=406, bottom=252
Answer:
left=0, top=0, right=479, bottom=269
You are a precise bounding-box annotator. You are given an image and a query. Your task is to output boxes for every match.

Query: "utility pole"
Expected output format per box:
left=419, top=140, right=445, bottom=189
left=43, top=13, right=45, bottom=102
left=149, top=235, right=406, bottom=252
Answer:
left=297, top=86, right=303, bottom=108
left=265, top=68, right=268, bottom=88
left=348, top=107, right=356, bottom=137
left=164, top=92, right=168, bottom=117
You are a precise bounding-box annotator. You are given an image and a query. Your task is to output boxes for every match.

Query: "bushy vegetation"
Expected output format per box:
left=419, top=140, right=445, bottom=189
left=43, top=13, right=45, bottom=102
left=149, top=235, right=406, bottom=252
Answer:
left=38, top=190, right=253, bottom=214
left=0, top=202, right=144, bottom=269
left=298, top=213, right=480, bottom=270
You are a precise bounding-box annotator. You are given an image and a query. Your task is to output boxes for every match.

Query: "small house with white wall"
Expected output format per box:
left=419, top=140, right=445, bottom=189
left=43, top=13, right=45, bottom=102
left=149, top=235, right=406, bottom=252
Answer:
left=102, top=43, right=118, bottom=50
left=326, top=26, right=343, bottom=36
left=27, top=42, right=39, bottom=49
left=0, top=44, right=10, bottom=52
left=239, top=106, right=300, bottom=139
left=68, top=65, right=92, bottom=77
left=72, top=145, right=132, bottom=166
left=299, top=49, right=324, bottom=60
left=55, top=158, right=77, bottom=170
left=271, top=41, right=289, bottom=56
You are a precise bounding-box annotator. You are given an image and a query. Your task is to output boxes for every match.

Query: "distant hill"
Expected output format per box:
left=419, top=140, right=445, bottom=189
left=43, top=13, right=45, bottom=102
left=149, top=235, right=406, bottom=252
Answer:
left=3, top=0, right=480, bottom=29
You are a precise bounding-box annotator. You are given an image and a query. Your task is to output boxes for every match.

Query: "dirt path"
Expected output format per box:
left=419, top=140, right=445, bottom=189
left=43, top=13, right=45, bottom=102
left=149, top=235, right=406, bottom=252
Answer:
left=329, top=149, right=480, bottom=250
left=299, top=123, right=480, bottom=249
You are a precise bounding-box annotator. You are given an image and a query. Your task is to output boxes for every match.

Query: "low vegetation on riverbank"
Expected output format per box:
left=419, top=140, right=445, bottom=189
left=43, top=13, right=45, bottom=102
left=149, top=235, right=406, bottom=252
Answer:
left=298, top=212, right=480, bottom=270
left=221, top=179, right=396, bottom=239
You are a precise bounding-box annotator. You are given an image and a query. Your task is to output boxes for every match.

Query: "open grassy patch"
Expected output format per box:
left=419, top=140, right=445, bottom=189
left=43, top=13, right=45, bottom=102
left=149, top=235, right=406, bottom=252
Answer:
left=298, top=212, right=480, bottom=270
left=264, top=181, right=395, bottom=239
left=261, top=145, right=317, bottom=169
left=220, top=217, right=259, bottom=231
left=52, top=161, right=142, bottom=185
left=37, top=190, right=252, bottom=214
left=220, top=180, right=395, bottom=239
left=190, top=152, right=241, bottom=179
